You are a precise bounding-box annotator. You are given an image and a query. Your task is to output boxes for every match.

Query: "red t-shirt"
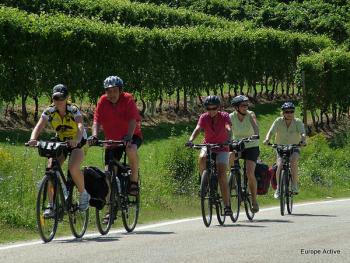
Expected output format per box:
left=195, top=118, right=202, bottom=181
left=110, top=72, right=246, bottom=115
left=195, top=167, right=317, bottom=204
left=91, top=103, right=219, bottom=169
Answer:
left=198, top=111, right=231, bottom=151
left=94, top=93, right=142, bottom=140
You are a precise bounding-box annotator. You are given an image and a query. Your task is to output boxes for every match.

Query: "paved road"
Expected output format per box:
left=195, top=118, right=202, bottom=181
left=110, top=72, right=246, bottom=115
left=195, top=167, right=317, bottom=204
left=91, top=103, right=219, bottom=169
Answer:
left=1, top=199, right=350, bottom=263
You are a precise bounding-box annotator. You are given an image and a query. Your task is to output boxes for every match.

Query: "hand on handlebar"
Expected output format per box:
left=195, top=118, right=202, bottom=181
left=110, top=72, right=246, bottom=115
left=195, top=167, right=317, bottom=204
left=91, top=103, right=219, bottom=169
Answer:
left=87, top=135, right=99, bottom=146
left=185, top=141, right=194, bottom=147
left=263, top=139, right=270, bottom=145
left=27, top=139, right=38, bottom=146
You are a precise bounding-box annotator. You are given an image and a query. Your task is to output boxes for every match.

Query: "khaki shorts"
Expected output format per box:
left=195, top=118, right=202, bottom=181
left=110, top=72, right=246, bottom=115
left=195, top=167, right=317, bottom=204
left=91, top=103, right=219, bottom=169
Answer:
left=200, top=148, right=229, bottom=165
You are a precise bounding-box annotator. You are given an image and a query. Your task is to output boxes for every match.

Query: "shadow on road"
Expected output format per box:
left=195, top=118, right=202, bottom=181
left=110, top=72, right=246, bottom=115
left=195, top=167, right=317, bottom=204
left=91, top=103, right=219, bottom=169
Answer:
left=253, top=219, right=293, bottom=223
left=56, top=235, right=120, bottom=244
left=128, top=231, right=175, bottom=235
left=218, top=224, right=266, bottom=228
left=290, top=213, right=336, bottom=217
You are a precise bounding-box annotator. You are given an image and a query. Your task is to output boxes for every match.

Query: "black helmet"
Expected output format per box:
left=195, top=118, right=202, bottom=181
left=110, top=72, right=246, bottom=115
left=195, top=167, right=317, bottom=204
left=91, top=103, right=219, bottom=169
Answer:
left=52, top=84, right=68, bottom=99
left=203, top=95, right=221, bottom=107
left=231, top=95, right=249, bottom=107
left=103, top=75, right=124, bottom=89
left=281, top=102, right=295, bottom=110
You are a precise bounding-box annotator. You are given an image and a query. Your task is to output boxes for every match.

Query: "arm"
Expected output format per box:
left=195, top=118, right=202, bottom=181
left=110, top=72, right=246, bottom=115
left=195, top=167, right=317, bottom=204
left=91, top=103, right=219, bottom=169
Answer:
left=126, top=119, right=136, bottom=139
left=74, top=115, right=84, bottom=143
left=189, top=124, right=202, bottom=142
left=225, top=123, right=232, bottom=141
left=92, top=121, right=101, bottom=137
left=264, top=119, right=278, bottom=144
left=249, top=112, right=259, bottom=136
left=28, top=117, right=47, bottom=145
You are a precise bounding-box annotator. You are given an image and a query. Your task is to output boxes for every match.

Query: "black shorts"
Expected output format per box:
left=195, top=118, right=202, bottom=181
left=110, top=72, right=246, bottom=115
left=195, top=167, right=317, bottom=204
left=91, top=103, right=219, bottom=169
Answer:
left=240, top=146, right=260, bottom=162
left=104, top=135, right=142, bottom=165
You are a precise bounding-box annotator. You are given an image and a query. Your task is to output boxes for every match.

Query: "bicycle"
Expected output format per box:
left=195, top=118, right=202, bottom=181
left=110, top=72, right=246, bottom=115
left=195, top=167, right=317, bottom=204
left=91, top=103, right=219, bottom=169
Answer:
left=267, top=143, right=302, bottom=216
left=91, top=140, right=140, bottom=234
left=186, top=143, right=228, bottom=227
left=228, top=136, right=259, bottom=222
left=25, top=141, right=89, bottom=242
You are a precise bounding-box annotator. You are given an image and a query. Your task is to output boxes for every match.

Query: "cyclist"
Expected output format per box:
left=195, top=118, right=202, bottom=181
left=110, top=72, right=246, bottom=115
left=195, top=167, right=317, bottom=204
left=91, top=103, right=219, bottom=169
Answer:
left=263, top=102, right=306, bottom=198
left=186, top=95, right=232, bottom=216
left=27, top=84, right=90, bottom=215
left=88, top=76, right=142, bottom=196
left=229, top=95, right=260, bottom=213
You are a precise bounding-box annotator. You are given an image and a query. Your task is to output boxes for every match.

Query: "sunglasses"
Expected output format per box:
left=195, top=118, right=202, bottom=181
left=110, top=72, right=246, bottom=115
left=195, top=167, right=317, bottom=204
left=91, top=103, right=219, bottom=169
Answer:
left=284, top=110, right=294, bottom=114
left=206, top=107, right=218, bottom=111
left=52, top=96, right=66, bottom=101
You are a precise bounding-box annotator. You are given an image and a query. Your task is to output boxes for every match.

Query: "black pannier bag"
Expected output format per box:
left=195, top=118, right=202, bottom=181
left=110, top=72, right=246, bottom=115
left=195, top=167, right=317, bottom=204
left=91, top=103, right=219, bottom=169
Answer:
left=83, top=166, right=108, bottom=210
left=255, top=161, right=271, bottom=195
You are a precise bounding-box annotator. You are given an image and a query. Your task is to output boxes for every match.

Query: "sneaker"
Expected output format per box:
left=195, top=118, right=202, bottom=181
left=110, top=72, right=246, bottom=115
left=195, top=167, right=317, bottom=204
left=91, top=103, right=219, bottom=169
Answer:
left=224, top=206, right=233, bottom=216
left=274, top=189, right=280, bottom=199
left=251, top=201, right=259, bottom=213
left=79, top=190, right=90, bottom=211
left=43, top=207, right=55, bottom=218
left=292, top=184, right=299, bottom=194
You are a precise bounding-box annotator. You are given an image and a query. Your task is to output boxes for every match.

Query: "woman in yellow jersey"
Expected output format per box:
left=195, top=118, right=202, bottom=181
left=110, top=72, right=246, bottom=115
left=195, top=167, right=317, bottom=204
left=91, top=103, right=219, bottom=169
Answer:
left=264, top=102, right=306, bottom=198
left=229, top=95, right=260, bottom=213
left=27, top=84, right=90, bottom=214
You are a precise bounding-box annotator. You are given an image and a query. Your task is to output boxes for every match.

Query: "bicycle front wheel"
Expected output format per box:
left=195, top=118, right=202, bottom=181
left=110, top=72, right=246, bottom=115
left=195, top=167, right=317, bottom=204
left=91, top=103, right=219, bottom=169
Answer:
left=286, top=172, right=293, bottom=214
left=68, top=184, right=89, bottom=238
left=36, top=176, right=61, bottom=243
left=279, top=170, right=286, bottom=216
left=200, top=171, right=212, bottom=227
left=228, top=171, right=240, bottom=222
left=96, top=179, right=114, bottom=235
left=122, top=193, right=140, bottom=232
left=243, top=176, right=254, bottom=221
left=215, top=191, right=225, bottom=225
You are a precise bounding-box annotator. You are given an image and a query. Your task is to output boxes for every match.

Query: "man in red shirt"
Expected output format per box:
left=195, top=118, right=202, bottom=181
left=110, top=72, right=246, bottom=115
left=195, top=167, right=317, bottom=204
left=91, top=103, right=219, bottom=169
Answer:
left=186, top=95, right=232, bottom=215
left=89, top=76, right=142, bottom=195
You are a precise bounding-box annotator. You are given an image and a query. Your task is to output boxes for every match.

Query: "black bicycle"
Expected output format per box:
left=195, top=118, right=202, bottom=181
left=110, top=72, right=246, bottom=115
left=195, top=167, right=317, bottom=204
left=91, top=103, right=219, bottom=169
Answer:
left=25, top=141, right=89, bottom=242
left=268, top=143, right=302, bottom=216
left=228, top=136, right=259, bottom=222
left=91, top=140, right=140, bottom=234
left=187, top=143, right=228, bottom=227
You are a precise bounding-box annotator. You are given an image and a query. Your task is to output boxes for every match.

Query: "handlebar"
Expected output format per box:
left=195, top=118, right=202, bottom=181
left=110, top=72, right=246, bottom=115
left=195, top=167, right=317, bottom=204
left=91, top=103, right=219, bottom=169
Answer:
left=90, top=140, right=125, bottom=147
left=185, top=135, right=259, bottom=150
left=266, top=142, right=304, bottom=148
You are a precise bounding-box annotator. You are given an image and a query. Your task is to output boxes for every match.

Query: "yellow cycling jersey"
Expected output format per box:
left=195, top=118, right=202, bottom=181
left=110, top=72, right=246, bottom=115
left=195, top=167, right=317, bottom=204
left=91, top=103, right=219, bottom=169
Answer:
left=41, top=103, right=87, bottom=141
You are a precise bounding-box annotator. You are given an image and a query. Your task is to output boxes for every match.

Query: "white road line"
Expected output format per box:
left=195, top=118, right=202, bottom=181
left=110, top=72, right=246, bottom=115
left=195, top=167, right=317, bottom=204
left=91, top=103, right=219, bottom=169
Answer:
left=1, top=198, right=349, bottom=251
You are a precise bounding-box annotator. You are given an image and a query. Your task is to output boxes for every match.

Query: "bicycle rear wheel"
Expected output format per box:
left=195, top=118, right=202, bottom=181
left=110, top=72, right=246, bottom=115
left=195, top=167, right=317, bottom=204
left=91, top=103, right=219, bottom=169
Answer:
left=279, top=170, right=286, bottom=216
left=228, top=171, right=240, bottom=223
left=286, top=172, right=293, bottom=214
left=68, top=183, right=89, bottom=238
left=36, top=176, right=61, bottom=243
left=243, top=176, right=254, bottom=221
left=96, top=178, right=114, bottom=235
left=200, top=171, right=212, bottom=227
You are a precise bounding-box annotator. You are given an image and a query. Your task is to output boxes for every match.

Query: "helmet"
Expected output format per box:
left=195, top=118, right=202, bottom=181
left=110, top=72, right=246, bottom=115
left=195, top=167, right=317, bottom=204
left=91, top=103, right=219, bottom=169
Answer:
left=281, top=102, right=295, bottom=110
left=52, top=84, right=68, bottom=99
left=203, top=95, right=221, bottom=107
left=103, top=76, right=124, bottom=89
left=231, top=95, right=249, bottom=107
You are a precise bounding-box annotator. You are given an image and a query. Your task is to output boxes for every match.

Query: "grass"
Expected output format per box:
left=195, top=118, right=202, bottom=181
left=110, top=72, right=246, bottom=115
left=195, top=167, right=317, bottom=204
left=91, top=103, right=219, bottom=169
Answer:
left=1, top=103, right=350, bottom=243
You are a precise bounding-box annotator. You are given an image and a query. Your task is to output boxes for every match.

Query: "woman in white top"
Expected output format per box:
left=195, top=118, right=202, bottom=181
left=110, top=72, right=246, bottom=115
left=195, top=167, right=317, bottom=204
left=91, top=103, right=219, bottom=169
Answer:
left=230, top=95, right=260, bottom=213
left=264, top=102, right=306, bottom=198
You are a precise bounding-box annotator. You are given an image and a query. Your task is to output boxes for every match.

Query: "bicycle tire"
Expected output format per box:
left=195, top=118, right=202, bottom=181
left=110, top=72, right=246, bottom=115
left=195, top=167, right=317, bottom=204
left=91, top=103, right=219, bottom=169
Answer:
left=279, top=170, right=286, bottom=216
left=36, top=176, right=60, bottom=243
left=68, top=184, right=89, bottom=238
left=228, top=171, right=240, bottom=222
left=96, top=175, right=114, bottom=235
left=286, top=172, right=293, bottom=214
left=122, top=173, right=140, bottom=232
left=215, top=176, right=225, bottom=225
left=200, top=170, right=212, bottom=227
left=243, top=175, right=254, bottom=221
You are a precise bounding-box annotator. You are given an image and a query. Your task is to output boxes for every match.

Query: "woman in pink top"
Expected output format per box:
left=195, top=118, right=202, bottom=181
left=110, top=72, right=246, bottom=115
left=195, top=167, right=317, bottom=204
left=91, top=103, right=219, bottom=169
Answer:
left=187, top=96, right=232, bottom=215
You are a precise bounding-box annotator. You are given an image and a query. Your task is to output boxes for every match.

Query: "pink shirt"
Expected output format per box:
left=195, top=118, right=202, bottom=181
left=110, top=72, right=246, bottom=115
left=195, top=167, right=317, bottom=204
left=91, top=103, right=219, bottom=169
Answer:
left=198, top=111, right=231, bottom=151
